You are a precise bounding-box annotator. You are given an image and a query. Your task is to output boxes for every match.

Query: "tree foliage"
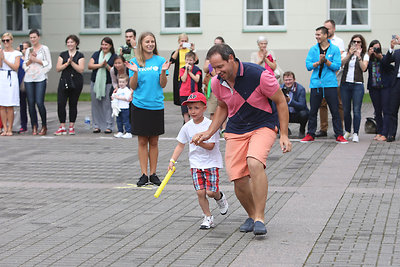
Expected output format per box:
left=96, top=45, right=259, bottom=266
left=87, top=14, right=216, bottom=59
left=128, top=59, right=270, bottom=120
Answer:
left=13, top=0, right=43, bottom=9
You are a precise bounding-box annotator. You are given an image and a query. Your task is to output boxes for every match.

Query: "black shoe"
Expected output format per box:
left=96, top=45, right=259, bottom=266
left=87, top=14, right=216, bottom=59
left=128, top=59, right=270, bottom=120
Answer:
left=315, top=130, right=327, bottom=137
left=137, top=174, right=148, bottom=187
left=149, top=173, right=161, bottom=186
left=387, top=136, right=395, bottom=142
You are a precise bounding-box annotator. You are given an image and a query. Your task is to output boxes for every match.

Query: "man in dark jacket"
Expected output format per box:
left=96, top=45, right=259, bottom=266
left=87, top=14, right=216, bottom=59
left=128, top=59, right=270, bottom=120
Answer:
left=280, top=71, right=309, bottom=137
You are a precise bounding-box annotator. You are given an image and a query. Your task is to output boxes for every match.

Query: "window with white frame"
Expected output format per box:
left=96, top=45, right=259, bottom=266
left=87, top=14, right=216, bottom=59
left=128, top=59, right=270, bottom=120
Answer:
left=82, top=0, right=120, bottom=32
left=244, top=0, right=285, bottom=31
left=162, top=0, right=201, bottom=33
left=329, top=0, right=369, bottom=30
left=3, top=0, right=41, bottom=32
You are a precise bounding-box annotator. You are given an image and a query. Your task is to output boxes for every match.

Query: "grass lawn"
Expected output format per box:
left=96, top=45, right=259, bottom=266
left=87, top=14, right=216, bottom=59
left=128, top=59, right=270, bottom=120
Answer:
left=45, top=91, right=371, bottom=103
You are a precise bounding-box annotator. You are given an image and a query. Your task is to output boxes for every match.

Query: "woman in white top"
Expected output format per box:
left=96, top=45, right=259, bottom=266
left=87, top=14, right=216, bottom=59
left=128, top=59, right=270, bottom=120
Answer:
left=0, top=32, right=22, bottom=136
left=250, top=36, right=277, bottom=76
left=23, top=29, right=52, bottom=136
left=340, top=34, right=369, bottom=143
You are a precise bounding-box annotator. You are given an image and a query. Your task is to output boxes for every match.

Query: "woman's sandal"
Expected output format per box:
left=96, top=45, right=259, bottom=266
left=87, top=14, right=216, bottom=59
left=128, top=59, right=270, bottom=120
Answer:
left=104, top=129, right=112, bottom=134
left=93, top=128, right=101, bottom=133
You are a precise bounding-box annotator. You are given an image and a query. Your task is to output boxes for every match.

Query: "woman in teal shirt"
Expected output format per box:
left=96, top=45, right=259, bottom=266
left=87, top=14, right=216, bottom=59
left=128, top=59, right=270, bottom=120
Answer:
left=126, top=32, right=170, bottom=187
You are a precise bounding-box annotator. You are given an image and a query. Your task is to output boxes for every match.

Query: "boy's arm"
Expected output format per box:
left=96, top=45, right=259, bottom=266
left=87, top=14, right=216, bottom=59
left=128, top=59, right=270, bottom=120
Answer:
left=198, top=142, right=215, bottom=150
left=188, top=72, right=201, bottom=83
left=180, top=67, right=188, bottom=82
left=168, top=142, right=185, bottom=170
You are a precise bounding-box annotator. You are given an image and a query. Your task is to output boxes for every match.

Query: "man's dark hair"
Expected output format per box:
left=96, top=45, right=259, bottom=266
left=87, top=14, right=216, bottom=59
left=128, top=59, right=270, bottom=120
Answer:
left=29, top=29, right=40, bottom=36
left=215, top=36, right=225, bottom=43
left=125, top=28, right=136, bottom=37
left=316, top=26, right=328, bottom=35
left=206, top=44, right=235, bottom=61
left=324, top=19, right=336, bottom=27
left=283, top=71, right=296, bottom=80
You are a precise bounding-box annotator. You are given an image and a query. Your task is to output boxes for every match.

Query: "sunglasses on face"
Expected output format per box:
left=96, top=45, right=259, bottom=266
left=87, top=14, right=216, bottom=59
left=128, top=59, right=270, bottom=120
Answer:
left=352, top=40, right=362, bottom=44
left=1, top=39, right=11, bottom=43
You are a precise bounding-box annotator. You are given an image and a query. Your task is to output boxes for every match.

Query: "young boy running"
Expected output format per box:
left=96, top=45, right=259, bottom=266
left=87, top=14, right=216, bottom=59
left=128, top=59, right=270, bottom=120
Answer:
left=168, top=92, right=228, bottom=229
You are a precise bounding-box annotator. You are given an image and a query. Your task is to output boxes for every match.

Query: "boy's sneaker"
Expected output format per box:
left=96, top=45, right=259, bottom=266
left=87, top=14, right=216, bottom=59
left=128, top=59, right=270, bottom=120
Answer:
left=137, top=174, right=148, bottom=187
left=336, top=135, right=348, bottom=144
left=215, top=191, right=228, bottom=215
left=300, top=134, right=314, bottom=143
left=68, top=128, right=75, bottom=135
left=122, top=132, right=132, bottom=139
left=114, top=132, right=123, bottom=138
left=200, top=215, right=215, bottom=229
left=149, top=173, right=161, bottom=186
left=343, top=131, right=352, bottom=140
left=352, top=133, right=359, bottom=143
left=54, top=127, right=66, bottom=136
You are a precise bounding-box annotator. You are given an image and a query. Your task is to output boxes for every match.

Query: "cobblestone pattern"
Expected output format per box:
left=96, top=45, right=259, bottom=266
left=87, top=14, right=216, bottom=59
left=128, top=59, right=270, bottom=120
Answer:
left=304, top=142, right=400, bottom=266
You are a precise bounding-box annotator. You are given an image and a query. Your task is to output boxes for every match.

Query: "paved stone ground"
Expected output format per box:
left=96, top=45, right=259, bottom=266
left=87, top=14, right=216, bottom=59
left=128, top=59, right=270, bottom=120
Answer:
left=0, top=101, right=399, bottom=266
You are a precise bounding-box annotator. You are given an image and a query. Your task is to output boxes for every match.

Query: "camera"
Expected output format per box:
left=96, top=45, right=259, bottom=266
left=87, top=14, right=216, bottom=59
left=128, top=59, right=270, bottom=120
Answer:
left=281, top=86, right=289, bottom=97
left=182, top=42, right=191, bottom=49
left=121, top=45, right=132, bottom=54
left=373, top=47, right=382, bottom=54
left=19, top=43, right=23, bottom=51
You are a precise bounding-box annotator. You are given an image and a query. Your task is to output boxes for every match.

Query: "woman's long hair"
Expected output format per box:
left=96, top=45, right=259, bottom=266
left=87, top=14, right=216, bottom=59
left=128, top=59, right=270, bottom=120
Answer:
left=99, top=36, right=115, bottom=55
left=368, top=40, right=381, bottom=61
left=347, top=34, right=367, bottom=55
left=136, top=32, right=158, bottom=67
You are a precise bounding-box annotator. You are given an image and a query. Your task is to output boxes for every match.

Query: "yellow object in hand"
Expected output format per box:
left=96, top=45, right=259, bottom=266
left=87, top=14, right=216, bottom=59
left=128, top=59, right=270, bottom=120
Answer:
left=154, top=166, right=176, bottom=198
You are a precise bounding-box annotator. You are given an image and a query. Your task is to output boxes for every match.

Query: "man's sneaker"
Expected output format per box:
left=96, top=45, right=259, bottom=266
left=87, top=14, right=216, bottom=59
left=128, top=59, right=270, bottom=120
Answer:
left=149, top=173, right=161, bottom=186
left=315, top=130, right=327, bottom=137
left=239, top=218, right=255, bottom=232
left=68, top=128, right=75, bottom=135
left=122, top=132, right=132, bottom=139
left=114, top=132, right=124, bottom=138
left=54, top=127, right=66, bottom=136
left=336, top=135, right=348, bottom=144
left=253, top=221, right=267, bottom=235
left=300, top=134, right=314, bottom=143
left=352, top=133, right=359, bottom=143
left=215, top=191, right=228, bottom=215
left=343, top=131, right=352, bottom=140
left=200, top=215, right=215, bottom=229
left=137, top=174, right=148, bottom=187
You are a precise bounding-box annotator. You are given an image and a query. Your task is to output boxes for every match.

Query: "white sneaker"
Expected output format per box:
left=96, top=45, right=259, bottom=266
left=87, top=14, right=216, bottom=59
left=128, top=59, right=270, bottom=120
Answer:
left=215, top=191, right=228, bottom=215
left=200, top=215, right=214, bottom=229
left=344, top=131, right=352, bottom=140
left=122, top=132, right=132, bottom=139
left=114, top=132, right=123, bottom=138
left=352, top=133, right=359, bottom=143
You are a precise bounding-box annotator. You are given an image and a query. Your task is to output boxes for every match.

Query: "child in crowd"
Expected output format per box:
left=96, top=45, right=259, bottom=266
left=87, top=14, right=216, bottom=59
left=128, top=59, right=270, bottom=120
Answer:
left=111, top=74, right=133, bottom=139
left=179, top=51, right=202, bottom=123
left=168, top=92, right=228, bottom=229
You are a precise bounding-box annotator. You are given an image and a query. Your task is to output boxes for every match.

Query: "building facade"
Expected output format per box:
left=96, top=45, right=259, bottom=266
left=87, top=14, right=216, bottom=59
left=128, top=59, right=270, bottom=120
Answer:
left=1, top=0, right=399, bottom=92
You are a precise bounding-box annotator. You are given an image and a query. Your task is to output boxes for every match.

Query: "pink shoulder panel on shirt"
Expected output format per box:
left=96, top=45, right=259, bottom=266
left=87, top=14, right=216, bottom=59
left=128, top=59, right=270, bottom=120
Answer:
left=212, top=70, right=279, bottom=116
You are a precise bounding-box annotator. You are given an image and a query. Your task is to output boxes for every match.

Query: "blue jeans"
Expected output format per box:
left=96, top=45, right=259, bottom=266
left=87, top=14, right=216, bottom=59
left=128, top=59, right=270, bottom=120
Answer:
left=308, top=87, right=343, bottom=137
left=369, top=87, right=390, bottom=136
left=340, top=82, right=364, bottom=134
left=25, top=80, right=47, bottom=127
left=117, top=108, right=131, bottom=133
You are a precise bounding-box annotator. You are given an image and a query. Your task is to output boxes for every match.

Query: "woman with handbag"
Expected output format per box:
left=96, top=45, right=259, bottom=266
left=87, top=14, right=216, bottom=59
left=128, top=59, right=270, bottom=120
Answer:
left=54, top=35, right=85, bottom=135
left=23, top=29, right=52, bottom=135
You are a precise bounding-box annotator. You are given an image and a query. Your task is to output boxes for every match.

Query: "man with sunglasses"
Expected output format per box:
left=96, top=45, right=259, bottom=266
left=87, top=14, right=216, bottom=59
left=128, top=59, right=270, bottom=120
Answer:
left=301, top=26, right=347, bottom=144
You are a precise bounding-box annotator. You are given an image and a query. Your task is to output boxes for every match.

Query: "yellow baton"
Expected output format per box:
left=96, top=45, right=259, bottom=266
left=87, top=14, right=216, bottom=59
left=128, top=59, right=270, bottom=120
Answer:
left=154, top=166, right=176, bottom=198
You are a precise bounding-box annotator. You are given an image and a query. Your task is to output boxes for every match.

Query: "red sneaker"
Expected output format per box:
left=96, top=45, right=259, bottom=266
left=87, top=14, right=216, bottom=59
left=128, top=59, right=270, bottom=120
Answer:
left=300, top=134, right=314, bottom=143
left=68, top=128, right=75, bottom=135
left=54, top=127, right=66, bottom=136
left=336, top=135, right=348, bottom=144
